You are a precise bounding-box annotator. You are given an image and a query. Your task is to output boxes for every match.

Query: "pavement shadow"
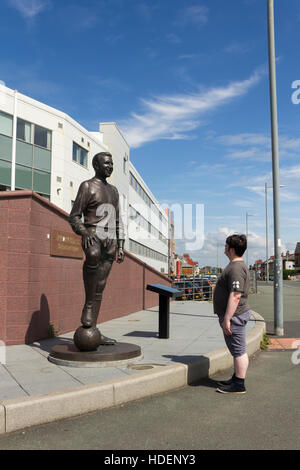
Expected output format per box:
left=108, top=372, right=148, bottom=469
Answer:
left=163, top=354, right=212, bottom=385
left=144, top=309, right=219, bottom=320
left=123, top=331, right=158, bottom=338
left=25, top=294, right=74, bottom=354
left=163, top=354, right=229, bottom=389
left=25, top=294, right=51, bottom=344
left=189, top=377, right=221, bottom=389
left=30, top=336, right=74, bottom=355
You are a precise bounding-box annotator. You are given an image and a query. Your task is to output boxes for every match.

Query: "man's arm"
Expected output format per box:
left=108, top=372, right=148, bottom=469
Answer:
left=221, top=291, right=242, bottom=336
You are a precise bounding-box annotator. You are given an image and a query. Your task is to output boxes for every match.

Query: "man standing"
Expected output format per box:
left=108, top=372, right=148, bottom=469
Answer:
left=213, top=234, right=251, bottom=394
left=69, top=152, right=125, bottom=345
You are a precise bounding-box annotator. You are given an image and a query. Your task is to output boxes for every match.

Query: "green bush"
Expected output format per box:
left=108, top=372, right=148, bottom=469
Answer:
left=48, top=322, right=59, bottom=338
left=283, top=269, right=299, bottom=280
left=261, top=333, right=270, bottom=350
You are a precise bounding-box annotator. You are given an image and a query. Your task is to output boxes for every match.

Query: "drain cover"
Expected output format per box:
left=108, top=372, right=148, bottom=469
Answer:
left=128, top=363, right=167, bottom=370
left=129, top=364, right=154, bottom=370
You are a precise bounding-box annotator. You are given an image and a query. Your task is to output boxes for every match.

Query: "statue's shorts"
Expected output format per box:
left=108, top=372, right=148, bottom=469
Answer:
left=83, top=226, right=118, bottom=263
left=218, top=310, right=252, bottom=358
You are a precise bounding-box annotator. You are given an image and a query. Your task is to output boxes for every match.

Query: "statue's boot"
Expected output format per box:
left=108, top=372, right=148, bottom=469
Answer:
left=92, top=292, right=116, bottom=345
left=81, top=263, right=99, bottom=328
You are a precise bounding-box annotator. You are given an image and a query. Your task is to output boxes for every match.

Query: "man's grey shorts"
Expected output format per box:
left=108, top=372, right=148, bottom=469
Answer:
left=218, top=310, right=252, bottom=358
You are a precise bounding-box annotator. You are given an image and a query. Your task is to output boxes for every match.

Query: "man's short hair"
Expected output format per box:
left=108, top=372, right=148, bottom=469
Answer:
left=226, top=234, right=247, bottom=257
left=92, top=152, right=112, bottom=169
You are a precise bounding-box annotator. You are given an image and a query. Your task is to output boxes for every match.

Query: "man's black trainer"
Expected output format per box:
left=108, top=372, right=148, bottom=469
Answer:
left=217, top=373, right=236, bottom=386
left=216, top=382, right=246, bottom=394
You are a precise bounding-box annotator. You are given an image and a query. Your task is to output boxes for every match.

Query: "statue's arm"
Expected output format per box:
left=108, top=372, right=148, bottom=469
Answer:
left=114, top=188, right=125, bottom=263
left=69, top=182, right=89, bottom=236
left=69, top=182, right=97, bottom=248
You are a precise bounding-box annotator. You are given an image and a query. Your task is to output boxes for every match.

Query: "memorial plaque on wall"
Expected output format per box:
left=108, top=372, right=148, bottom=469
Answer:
left=50, top=229, right=83, bottom=259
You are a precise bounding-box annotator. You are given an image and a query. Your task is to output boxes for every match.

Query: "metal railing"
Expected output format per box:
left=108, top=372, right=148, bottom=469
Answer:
left=172, top=276, right=216, bottom=301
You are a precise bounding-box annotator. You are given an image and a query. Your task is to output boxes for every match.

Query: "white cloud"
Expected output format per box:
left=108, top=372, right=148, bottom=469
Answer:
left=166, top=33, right=182, bottom=44
left=217, top=132, right=300, bottom=162
left=176, top=5, right=209, bottom=27
left=120, top=68, right=264, bottom=148
left=182, top=226, right=272, bottom=267
left=228, top=148, right=271, bottom=162
left=232, top=164, right=300, bottom=201
left=218, top=133, right=270, bottom=147
left=135, top=1, right=160, bottom=22
left=224, top=42, right=251, bottom=54
left=8, top=0, right=51, bottom=18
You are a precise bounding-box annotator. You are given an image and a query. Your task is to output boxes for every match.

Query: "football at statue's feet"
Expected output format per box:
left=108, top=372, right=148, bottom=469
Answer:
left=73, top=326, right=101, bottom=351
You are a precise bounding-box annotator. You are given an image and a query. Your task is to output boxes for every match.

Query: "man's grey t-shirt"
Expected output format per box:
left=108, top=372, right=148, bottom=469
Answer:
left=213, top=260, right=250, bottom=317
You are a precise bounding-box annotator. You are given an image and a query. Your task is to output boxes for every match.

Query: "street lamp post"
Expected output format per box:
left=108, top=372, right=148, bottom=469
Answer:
left=265, top=183, right=284, bottom=284
left=267, top=0, right=284, bottom=336
left=265, top=183, right=269, bottom=283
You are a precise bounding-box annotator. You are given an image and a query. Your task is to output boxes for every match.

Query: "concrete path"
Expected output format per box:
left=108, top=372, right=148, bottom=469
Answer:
left=0, top=350, right=298, bottom=450
left=0, top=300, right=264, bottom=434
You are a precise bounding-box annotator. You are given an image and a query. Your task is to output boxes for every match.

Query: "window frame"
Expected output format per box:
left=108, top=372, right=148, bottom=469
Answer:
left=72, top=141, right=88, bottom=168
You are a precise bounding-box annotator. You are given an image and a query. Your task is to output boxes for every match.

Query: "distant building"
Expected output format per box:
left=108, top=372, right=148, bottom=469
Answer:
left=295, top=243, right=300, bottom=268
left=200, top=266, right=220, bottom=275
left=173, top=253, right=199, bottom=277
left=253, top=250, right=297, bottom=279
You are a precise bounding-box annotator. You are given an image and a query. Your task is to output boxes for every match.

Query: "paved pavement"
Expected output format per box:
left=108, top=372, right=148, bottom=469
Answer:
left=0, top=350, right=298, bottom=450
left=0, top=299, right=264, bottom=434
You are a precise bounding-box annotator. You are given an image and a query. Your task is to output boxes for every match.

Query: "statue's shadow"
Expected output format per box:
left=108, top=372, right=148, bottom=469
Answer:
left=30, top=336, right=74, bottom=355
left=25, top=294, right=74, bottom=354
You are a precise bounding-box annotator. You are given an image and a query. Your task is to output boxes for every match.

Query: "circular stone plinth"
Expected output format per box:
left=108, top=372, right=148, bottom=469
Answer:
left=48, top=342, right=142, bottom=368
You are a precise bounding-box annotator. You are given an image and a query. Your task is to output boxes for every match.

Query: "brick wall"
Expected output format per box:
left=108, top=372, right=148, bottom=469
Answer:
left=0, top=191, right=171, bottom=345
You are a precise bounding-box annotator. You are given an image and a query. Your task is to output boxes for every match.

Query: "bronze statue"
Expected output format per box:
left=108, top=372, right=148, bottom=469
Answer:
left=69, top=152, right=125, bottom=349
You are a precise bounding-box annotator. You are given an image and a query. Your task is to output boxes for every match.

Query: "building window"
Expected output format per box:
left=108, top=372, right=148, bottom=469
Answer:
left=0, top=159, right=11, bottom=186
left=129, top=239, right=167, bottom=263
left=73, top=142, right=88, bottom=167
left=0, top=114, right=52, bottom=197
left=17, top=118, right=31, bottom=143
left=0, top=134, right=12, bottom=161
left=0, top=111, right=13, bottom=137
left=15, top=164, right=32, bottom=189
left=34, top=124, right=51, bottom=149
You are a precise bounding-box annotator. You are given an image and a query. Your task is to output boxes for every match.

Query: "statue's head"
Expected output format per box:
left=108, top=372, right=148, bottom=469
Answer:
left=92, top=152, right=113, bottom=179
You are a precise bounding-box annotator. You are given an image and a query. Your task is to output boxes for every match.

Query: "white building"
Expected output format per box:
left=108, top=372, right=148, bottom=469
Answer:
left=0, top=83, right=168, bottom=273
left=128, top=161, right=169, bottom=273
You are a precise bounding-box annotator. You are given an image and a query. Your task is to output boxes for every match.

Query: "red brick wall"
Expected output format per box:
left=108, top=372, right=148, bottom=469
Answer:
left=0, top=191, right=171, bottom=345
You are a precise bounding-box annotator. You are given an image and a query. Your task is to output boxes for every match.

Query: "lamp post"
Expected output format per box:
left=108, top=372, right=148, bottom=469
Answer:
left=265, top=183, right=285, bottom=283
left=267, top=0, right=284, bottom=336
left=265, top=183, right=269, bottom=283
left=246, top=212, right=258, bottom=268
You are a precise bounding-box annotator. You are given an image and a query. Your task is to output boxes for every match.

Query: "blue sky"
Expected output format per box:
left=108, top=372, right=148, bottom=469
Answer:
left=1, top=0, right=300, bottom=268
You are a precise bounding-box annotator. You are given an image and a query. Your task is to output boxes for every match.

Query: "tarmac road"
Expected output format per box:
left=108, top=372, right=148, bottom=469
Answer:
left=0, top=349, right=299, bottom=450
left=251, top=282, right=300, bottom=337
